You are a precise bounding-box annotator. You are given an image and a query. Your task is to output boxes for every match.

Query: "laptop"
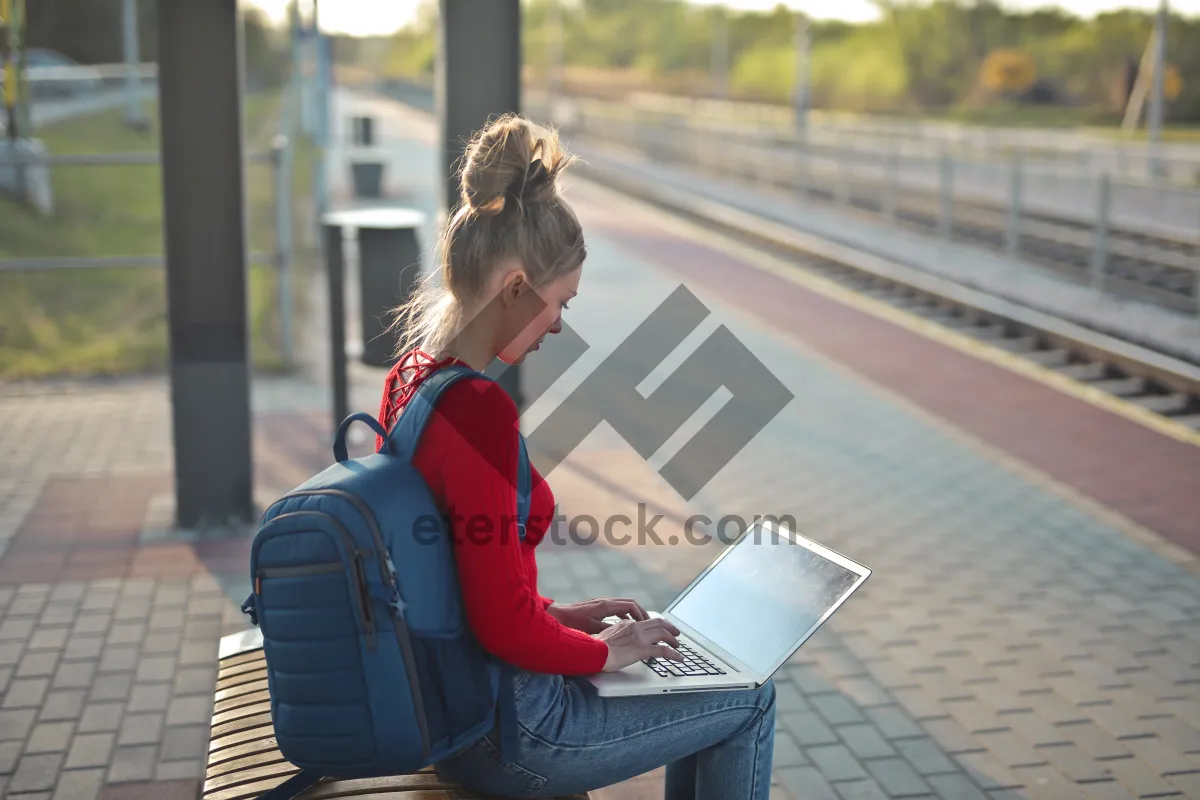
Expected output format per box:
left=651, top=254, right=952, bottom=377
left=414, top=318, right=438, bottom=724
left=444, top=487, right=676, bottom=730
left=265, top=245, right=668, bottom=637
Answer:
left=583, top=517, right=870, bottom=697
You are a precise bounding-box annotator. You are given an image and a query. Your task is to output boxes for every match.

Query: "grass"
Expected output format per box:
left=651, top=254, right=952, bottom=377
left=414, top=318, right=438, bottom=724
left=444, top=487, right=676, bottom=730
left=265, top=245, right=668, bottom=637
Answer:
left=0, top=88, right=317, bottom=381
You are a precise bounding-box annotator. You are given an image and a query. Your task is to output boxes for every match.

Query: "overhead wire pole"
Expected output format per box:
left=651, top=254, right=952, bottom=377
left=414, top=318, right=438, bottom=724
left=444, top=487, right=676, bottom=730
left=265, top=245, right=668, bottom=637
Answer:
left=711, top=5, right=728, bottom=99
left=793, top=9, right=810, bottom=134
left=312, top=0, right=329, bottom=228
left=122, top=0, right=147, bottom=129
left=546, top=0, right=562, bottom=123
left=1148, top=0, right=1168, bottom=179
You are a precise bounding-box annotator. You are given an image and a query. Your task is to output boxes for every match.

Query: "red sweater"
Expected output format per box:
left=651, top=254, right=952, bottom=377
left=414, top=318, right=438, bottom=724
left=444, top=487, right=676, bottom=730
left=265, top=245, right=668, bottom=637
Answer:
left=376, top=350, right=609, bottom=675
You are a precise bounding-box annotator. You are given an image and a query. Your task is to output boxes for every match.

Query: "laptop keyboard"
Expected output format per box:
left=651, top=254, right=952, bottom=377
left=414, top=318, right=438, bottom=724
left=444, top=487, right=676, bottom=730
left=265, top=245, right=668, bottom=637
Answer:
left=643, top=642, right=727, bottom=678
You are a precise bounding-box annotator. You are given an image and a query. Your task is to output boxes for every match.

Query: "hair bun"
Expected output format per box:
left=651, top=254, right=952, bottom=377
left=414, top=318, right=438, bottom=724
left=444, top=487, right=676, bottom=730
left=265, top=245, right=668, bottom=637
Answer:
left=459, top=113, right=574, bottom=216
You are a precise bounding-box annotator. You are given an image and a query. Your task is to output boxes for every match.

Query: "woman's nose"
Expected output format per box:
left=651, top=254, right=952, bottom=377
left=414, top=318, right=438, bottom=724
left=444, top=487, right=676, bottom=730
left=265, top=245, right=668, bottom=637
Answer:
left=549, top=317, right=563, bottom=335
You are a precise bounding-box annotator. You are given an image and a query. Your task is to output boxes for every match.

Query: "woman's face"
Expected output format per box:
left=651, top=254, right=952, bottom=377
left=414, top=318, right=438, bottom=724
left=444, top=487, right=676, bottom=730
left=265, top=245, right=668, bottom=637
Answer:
left=496, top=262, right=582, bottom=365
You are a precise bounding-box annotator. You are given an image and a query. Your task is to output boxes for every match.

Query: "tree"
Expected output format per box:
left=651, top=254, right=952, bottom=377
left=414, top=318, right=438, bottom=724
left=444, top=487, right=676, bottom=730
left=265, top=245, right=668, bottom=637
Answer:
left=1163, top=63, right=1183, bottom=102
left=979, top=48, right=1037, bottom=97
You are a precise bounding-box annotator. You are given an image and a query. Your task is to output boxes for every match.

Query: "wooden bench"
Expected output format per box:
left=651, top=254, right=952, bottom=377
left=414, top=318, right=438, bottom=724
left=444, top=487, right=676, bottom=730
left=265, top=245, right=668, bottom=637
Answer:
left=203, top=629, right=594, bottom=800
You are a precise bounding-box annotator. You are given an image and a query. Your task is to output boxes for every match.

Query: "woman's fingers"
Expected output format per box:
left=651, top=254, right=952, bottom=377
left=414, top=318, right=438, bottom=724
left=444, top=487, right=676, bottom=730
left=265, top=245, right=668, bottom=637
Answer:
left=649, top=643, right=684, bottom=662
left=599, top=598, right=649, bottom=622
left=618, top=598, right=650, bottom=621
left=634, top=619, right=680, bottom=649
left=639, top=617, right=680, bottom=636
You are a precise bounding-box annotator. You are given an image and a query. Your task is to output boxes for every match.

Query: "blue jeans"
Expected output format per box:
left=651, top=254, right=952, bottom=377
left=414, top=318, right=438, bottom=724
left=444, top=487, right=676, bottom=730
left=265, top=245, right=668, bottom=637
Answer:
left=433, top=669, right=777, bottom=799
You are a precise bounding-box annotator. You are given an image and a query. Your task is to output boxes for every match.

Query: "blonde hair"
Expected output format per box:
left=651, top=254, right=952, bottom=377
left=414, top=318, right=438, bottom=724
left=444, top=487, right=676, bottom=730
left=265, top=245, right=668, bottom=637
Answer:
left=388, top=113, right=586, bottom=360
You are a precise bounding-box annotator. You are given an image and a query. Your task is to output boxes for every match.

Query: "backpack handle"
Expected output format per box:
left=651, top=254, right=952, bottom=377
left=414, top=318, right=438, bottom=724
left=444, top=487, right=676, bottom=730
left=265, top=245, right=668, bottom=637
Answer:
left=334, top=412, right=391, bottom=463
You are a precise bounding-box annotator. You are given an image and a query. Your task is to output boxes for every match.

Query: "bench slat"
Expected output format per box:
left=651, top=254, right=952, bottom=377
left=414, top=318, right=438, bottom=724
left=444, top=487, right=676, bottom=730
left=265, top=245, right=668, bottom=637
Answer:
left=213, top=689, right=272, bottom=717
left=210, top=697, right=272, bottom=728
left=218, top=659, right=271, bottom=681
left=206, top=748, right=290, bottom=781
left=206, top=737, right=282, bottom=771
left=210, top=721, right=276, bottom=754
left=211, top=711, right=274, bottom=740
left=219, top=649, right=267, bottom=670
left=203, top=759, right=300, bottom=795
left=215, top=678, right=270, bottom=704
left=216, top=667, right=268, bottom=692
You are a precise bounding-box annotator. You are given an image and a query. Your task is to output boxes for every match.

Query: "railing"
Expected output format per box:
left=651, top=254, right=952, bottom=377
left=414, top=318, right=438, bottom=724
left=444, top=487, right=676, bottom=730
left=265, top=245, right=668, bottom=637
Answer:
left=617, top=91, right=1200, bottom=186
left=558, top=104, right=1200, bottom=317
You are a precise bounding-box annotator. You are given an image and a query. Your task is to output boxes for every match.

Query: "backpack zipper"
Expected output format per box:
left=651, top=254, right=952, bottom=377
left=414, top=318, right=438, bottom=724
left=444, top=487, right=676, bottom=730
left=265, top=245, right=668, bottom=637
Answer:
left=258, top=562, right=343, bottom=579
left=286, top=489, right=392, bottom=584
left=255, top=561, right=344, bottom=593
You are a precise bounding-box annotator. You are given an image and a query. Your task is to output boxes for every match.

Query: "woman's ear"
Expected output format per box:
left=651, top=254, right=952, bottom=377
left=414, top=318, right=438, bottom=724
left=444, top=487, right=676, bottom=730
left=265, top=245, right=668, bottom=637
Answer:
left=502, top=268, right=529, bottom=304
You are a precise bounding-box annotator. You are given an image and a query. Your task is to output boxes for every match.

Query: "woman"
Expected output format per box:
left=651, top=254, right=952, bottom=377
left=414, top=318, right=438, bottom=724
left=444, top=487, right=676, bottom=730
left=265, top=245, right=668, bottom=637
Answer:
left=376, top=113, right=776, bottom=800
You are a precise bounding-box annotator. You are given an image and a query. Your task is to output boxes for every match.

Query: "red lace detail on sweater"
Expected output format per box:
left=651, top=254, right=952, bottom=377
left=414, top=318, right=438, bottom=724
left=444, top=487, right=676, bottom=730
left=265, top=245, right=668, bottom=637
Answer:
left=375, top=349, right=467, bottom=452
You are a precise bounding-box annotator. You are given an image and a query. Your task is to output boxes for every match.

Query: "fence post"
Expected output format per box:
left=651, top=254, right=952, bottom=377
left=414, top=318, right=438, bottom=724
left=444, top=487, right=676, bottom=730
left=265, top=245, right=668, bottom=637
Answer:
left=1006, top=150, right=1022, bottom=260
left=799, top=131, right=812, bottom=200
left=836, top=145, right=851, bottom=206
left=884, top=147, right=898, bottom=224
left=938, top=150, right=953, bottom=240
left=1090, top=171, right=1111, bottom=295
left=273, top=133, right=294, bottom=367
left=1194, top=206, right=1200, bottom=325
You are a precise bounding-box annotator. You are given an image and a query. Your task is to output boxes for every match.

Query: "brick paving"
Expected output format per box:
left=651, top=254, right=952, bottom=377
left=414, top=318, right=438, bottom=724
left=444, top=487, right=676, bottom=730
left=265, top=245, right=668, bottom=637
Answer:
left=0, top=87, right=1195, bottom=799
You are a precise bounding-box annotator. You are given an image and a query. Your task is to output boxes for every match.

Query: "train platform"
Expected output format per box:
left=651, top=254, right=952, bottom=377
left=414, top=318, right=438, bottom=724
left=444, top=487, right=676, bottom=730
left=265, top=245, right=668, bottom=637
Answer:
left=0, top=89, right=1195, bottom=799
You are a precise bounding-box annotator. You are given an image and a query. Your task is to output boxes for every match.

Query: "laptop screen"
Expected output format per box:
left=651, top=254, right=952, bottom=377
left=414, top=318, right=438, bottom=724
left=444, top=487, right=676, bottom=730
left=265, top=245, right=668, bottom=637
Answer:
left=668, top=524, right=863, bottom=676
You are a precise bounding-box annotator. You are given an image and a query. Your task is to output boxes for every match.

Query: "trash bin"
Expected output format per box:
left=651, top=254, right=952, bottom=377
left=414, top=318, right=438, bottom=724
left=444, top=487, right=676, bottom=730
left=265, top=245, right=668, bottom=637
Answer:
left=324, top=207, right=427, bottom=370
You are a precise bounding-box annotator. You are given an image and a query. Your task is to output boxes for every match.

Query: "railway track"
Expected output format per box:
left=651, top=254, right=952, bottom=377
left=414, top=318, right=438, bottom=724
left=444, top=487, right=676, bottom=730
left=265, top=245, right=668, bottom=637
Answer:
left=797, top=178, right=1197, bottom=314
left=567, top=118, right=1200, bottom=316
left=572, top=159, right=1200, bottom=438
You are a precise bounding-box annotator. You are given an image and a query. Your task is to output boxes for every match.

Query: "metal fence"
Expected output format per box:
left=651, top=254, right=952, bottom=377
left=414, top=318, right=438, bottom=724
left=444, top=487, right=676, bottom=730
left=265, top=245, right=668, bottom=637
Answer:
left=0, top=131, right=299, bottom=369
left=550, top=100, right=1200, bottom=318
left=616, top=91, right=1200, bottom=187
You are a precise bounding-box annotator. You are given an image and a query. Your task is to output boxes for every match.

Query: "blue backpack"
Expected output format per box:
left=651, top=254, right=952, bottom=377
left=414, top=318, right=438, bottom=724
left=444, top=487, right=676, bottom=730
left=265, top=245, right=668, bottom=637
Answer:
left=239, top=363, right=529, bottom=799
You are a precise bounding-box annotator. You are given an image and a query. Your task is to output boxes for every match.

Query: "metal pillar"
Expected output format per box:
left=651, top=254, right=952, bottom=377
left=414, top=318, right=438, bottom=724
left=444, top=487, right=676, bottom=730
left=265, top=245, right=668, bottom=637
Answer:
left=312, top=1, right=330, bottom=234
left=323, top=221, right=349, bottom=431
left=792, top=11, right=810, bottom=134
left=711, top=6, right=727, bottom=99
left=157, top=0, right=254, bottom=530
left=122, top=0, right=146, bottom=128
left=546, top=0, right=562, bottom=120
left=1148, top=0, right=1168, bottom=179
left=438, top=0, right=523, bottom=410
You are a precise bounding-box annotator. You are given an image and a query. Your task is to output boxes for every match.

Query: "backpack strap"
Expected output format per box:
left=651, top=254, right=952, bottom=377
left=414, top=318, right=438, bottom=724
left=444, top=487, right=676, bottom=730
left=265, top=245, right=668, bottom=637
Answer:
left=388, top=363, right=533, bottom=544
left=387, top=362, right=484, bottom=463
left=492, top=434, right=531, bottom=761
left=516, top=433, right=531, bottom=542
left=256, top=769, right=321, bottom=800
left=387, top=361, right=530, bottom=763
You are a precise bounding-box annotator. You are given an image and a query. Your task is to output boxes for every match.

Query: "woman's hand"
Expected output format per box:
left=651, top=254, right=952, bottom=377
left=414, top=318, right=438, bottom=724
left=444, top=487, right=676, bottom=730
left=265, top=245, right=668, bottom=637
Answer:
left=594, top=618, right=685, bottom=672
left=546, top=597, right=649, bottom=634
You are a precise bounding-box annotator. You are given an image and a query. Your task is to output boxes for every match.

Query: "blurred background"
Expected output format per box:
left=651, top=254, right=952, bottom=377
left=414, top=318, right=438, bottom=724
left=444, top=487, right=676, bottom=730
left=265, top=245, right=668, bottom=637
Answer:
left=1, top=0, right=1198, bottom=384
